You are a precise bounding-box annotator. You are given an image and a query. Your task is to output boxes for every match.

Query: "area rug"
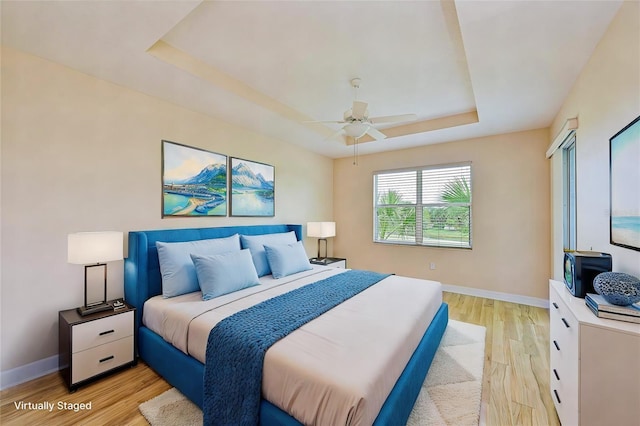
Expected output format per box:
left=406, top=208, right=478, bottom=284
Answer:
left=139, top=319, right=485, bottom=426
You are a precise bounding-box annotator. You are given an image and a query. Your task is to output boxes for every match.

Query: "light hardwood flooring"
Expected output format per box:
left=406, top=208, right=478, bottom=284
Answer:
left=1, top=292, right=560, bottom=426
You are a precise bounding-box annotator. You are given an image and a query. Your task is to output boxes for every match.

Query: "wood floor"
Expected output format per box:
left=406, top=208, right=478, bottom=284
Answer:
left=0, top=292, right=560, bottom=426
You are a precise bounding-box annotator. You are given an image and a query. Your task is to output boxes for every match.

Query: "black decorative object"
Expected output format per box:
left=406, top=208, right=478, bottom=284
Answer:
left=593, top=272, right=640, bottom=306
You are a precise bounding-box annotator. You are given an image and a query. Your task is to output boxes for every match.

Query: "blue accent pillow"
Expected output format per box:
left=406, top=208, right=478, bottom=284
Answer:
left=240, top=232, right=297, bottom=276
left=190, top=249, right=260, bottom=300
left=264, top=241, right=312, bottom=279
left=156, top=234, right=241, bottom=298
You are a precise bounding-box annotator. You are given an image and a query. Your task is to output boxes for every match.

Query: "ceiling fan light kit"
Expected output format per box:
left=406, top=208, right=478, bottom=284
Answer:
left=343, top=122, right=370, bottom=138
left=309, top=78, right=418, bottom=143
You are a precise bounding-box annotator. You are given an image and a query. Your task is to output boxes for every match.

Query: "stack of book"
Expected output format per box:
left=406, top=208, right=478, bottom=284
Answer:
left=585, top=293, right=640, bottom=324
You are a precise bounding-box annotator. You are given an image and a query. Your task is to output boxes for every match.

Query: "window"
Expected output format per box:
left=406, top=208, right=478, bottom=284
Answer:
left=373, top=163, right=472, bottom=248
left=562, top=134, right=577, bottom=250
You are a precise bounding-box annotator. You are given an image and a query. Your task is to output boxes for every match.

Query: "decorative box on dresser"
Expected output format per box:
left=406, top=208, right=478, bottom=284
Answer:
left=59, top=301, right=136, bottom=391
left=549, top=279, right=640, bottom=426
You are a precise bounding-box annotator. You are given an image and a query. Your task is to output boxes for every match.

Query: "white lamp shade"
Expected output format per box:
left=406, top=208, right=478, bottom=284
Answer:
left=68, top=231, right=123, bottom=264
left=307, top=222, right=336, bottom=238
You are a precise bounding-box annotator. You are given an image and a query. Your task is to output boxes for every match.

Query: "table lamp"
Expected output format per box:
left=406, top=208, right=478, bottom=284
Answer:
left=68, top=231, right=123, bottom=316
left=307, top=222, right=336, bottom=261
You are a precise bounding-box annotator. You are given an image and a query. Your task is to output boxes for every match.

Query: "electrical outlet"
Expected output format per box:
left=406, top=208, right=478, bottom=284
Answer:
left=429, top=262, right=436, bottom=270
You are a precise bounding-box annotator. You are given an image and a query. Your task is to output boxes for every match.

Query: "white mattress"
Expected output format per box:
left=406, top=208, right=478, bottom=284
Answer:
left=143, top=266, right=442, bottom=425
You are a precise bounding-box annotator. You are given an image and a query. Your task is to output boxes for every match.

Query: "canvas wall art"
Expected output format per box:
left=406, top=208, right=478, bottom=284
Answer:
left=230, top=157, right=274, bottom=217
left=610, top=115, right=640, bottom=251
left=162, top=140, right=227, bottom=217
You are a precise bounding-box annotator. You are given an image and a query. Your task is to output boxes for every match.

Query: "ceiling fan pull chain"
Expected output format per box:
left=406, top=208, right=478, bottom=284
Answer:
left=353, top=137, right=359, bottom=166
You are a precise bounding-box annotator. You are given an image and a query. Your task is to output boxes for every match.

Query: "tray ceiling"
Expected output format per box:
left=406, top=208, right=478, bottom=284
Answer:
left=1, top=0, right=623, bottom=158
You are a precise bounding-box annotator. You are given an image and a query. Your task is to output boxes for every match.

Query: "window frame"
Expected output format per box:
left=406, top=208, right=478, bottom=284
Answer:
left=562, top=133, right=577, bottom=251
left=373, top=162, right=472, bottom=249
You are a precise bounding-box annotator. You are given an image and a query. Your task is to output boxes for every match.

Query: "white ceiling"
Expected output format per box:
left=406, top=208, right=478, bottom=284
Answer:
left=1, top=0, right=623, bottom=158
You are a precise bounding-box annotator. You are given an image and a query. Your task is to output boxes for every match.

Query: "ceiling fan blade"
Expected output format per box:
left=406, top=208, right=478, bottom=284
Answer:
left=303, top=120, right=347, bottom=124
left=366, top=126, right=387, bottom=141
left=326, top=128, right=346, bottom=141
left=351, top=101, right=368, bottom=119
left=369, top=113, right=417, bottom=125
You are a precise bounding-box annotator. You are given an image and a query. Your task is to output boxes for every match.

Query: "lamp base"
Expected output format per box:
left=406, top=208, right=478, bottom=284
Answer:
left=77, top=302, right=113, bottom=317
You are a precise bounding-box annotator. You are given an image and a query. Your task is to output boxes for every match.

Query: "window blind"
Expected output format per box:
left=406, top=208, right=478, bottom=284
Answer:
left=373, top=163, right=472, bottom=248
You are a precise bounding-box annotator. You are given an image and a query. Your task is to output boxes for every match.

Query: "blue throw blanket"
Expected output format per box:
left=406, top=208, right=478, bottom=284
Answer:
left=203, top=269, right=390, bottom=426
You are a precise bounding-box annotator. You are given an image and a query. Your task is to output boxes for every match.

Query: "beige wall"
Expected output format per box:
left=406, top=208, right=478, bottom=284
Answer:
left=0, top=46, right=333, bottom=373
left=549, top=1, right=640, bottom=279
left=334, top=129, right=551, bottom=300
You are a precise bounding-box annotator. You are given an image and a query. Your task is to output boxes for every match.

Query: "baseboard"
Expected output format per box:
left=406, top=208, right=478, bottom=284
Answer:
left=442, top=284, right=549, bottom=308
left=0, top=354, right=59, bottom=390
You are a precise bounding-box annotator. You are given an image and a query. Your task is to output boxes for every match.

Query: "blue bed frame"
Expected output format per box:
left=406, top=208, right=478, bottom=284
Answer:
left=124, top=224, right=448, bottom=425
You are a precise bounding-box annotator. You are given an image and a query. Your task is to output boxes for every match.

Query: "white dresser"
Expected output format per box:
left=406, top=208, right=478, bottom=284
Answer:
left=549, top=279, right=640, bottom=426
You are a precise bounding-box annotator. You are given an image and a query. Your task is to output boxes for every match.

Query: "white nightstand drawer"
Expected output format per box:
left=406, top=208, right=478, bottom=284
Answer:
left=71, top=336, right=134, bottom=384
left=72, top=311, right=133, bottom=353
left=330, top=260, right=346, bottom=269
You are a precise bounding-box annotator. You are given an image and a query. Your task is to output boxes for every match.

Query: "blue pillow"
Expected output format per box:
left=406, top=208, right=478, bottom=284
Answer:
left=264, top=241, right=312, bottom=279
left=156, top=234, right=241, bottom=298
left=190, top=249, right=260, bottom=300
left=240, top=232, right=297, bottom=276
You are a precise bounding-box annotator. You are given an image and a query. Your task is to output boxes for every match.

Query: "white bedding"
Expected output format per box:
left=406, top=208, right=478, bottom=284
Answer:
left=143, top=266, right=442, bottom=425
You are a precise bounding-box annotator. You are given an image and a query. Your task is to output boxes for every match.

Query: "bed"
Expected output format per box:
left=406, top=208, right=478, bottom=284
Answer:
left=124, top=224, right=448, bottom=425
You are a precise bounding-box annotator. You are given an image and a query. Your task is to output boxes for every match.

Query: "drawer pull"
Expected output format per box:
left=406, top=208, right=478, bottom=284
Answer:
left=554, top=389, right=561, bottom=404
left=99, top=355, right=115, bottom=363
left=561, top=318, right=570, bottom=328
left=99, top=329, right=115, bottom=336
left=553, top=369, right=560, bottom=381
left=553, top=340, right=560, bottom=351
left=552, top=302, right=559, bottom=309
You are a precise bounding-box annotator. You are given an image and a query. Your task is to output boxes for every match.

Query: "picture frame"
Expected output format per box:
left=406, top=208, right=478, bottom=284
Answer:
left=609, top=115, right=640, bottom=251
left=162, top=140, right=228, bottom=217
left=230, top=157, right=275, bottom=217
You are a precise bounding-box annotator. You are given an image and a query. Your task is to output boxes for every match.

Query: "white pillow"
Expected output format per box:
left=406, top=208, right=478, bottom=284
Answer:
left=156, top=234, right=240, bottom=298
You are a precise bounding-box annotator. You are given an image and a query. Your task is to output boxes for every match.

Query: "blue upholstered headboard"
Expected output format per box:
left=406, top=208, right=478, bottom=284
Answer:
left=124, top=224, right=302, bottom=329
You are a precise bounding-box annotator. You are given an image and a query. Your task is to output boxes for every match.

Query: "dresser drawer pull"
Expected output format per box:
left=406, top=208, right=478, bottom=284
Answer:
left=553, top=369, right=560, bottom=381
left=99, top=355, right=115, bottom=363
left=553, top=340, right=560, bottom=351
left=561, top=318, right=570, bottom=328
left=552, top=302, right=559, bottom=309
left=99, top=329, right=115, bottom=336
left=554, top=389, right=561, bottom=404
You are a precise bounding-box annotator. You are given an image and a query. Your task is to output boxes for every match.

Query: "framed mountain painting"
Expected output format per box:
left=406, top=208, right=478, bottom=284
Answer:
left=230, top=157, right=275, bottom=217
left=162, top=140, right=227, bottom=217
left=610, top=115, right=640, bottom=251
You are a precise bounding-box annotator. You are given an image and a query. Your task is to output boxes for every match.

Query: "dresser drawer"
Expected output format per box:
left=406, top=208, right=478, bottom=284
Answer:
left=71, top=335, right=134, bottom=384
left=549, top=283, right=579, bottom=426
left=72, top=311, right=133, bottom=353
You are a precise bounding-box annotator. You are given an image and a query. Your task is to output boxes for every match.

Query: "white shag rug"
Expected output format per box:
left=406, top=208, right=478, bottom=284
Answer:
left=139, top=319, right=485, bottom=426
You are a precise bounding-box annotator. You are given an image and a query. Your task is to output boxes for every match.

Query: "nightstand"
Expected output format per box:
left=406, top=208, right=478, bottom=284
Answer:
left=310, top=257, right=347, bottom=269
left=59, top=300, right=136, bottom=391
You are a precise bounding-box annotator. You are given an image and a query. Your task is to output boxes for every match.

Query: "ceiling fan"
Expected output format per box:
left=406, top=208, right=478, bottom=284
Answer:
left=311, top=78, right=417, bottom=141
